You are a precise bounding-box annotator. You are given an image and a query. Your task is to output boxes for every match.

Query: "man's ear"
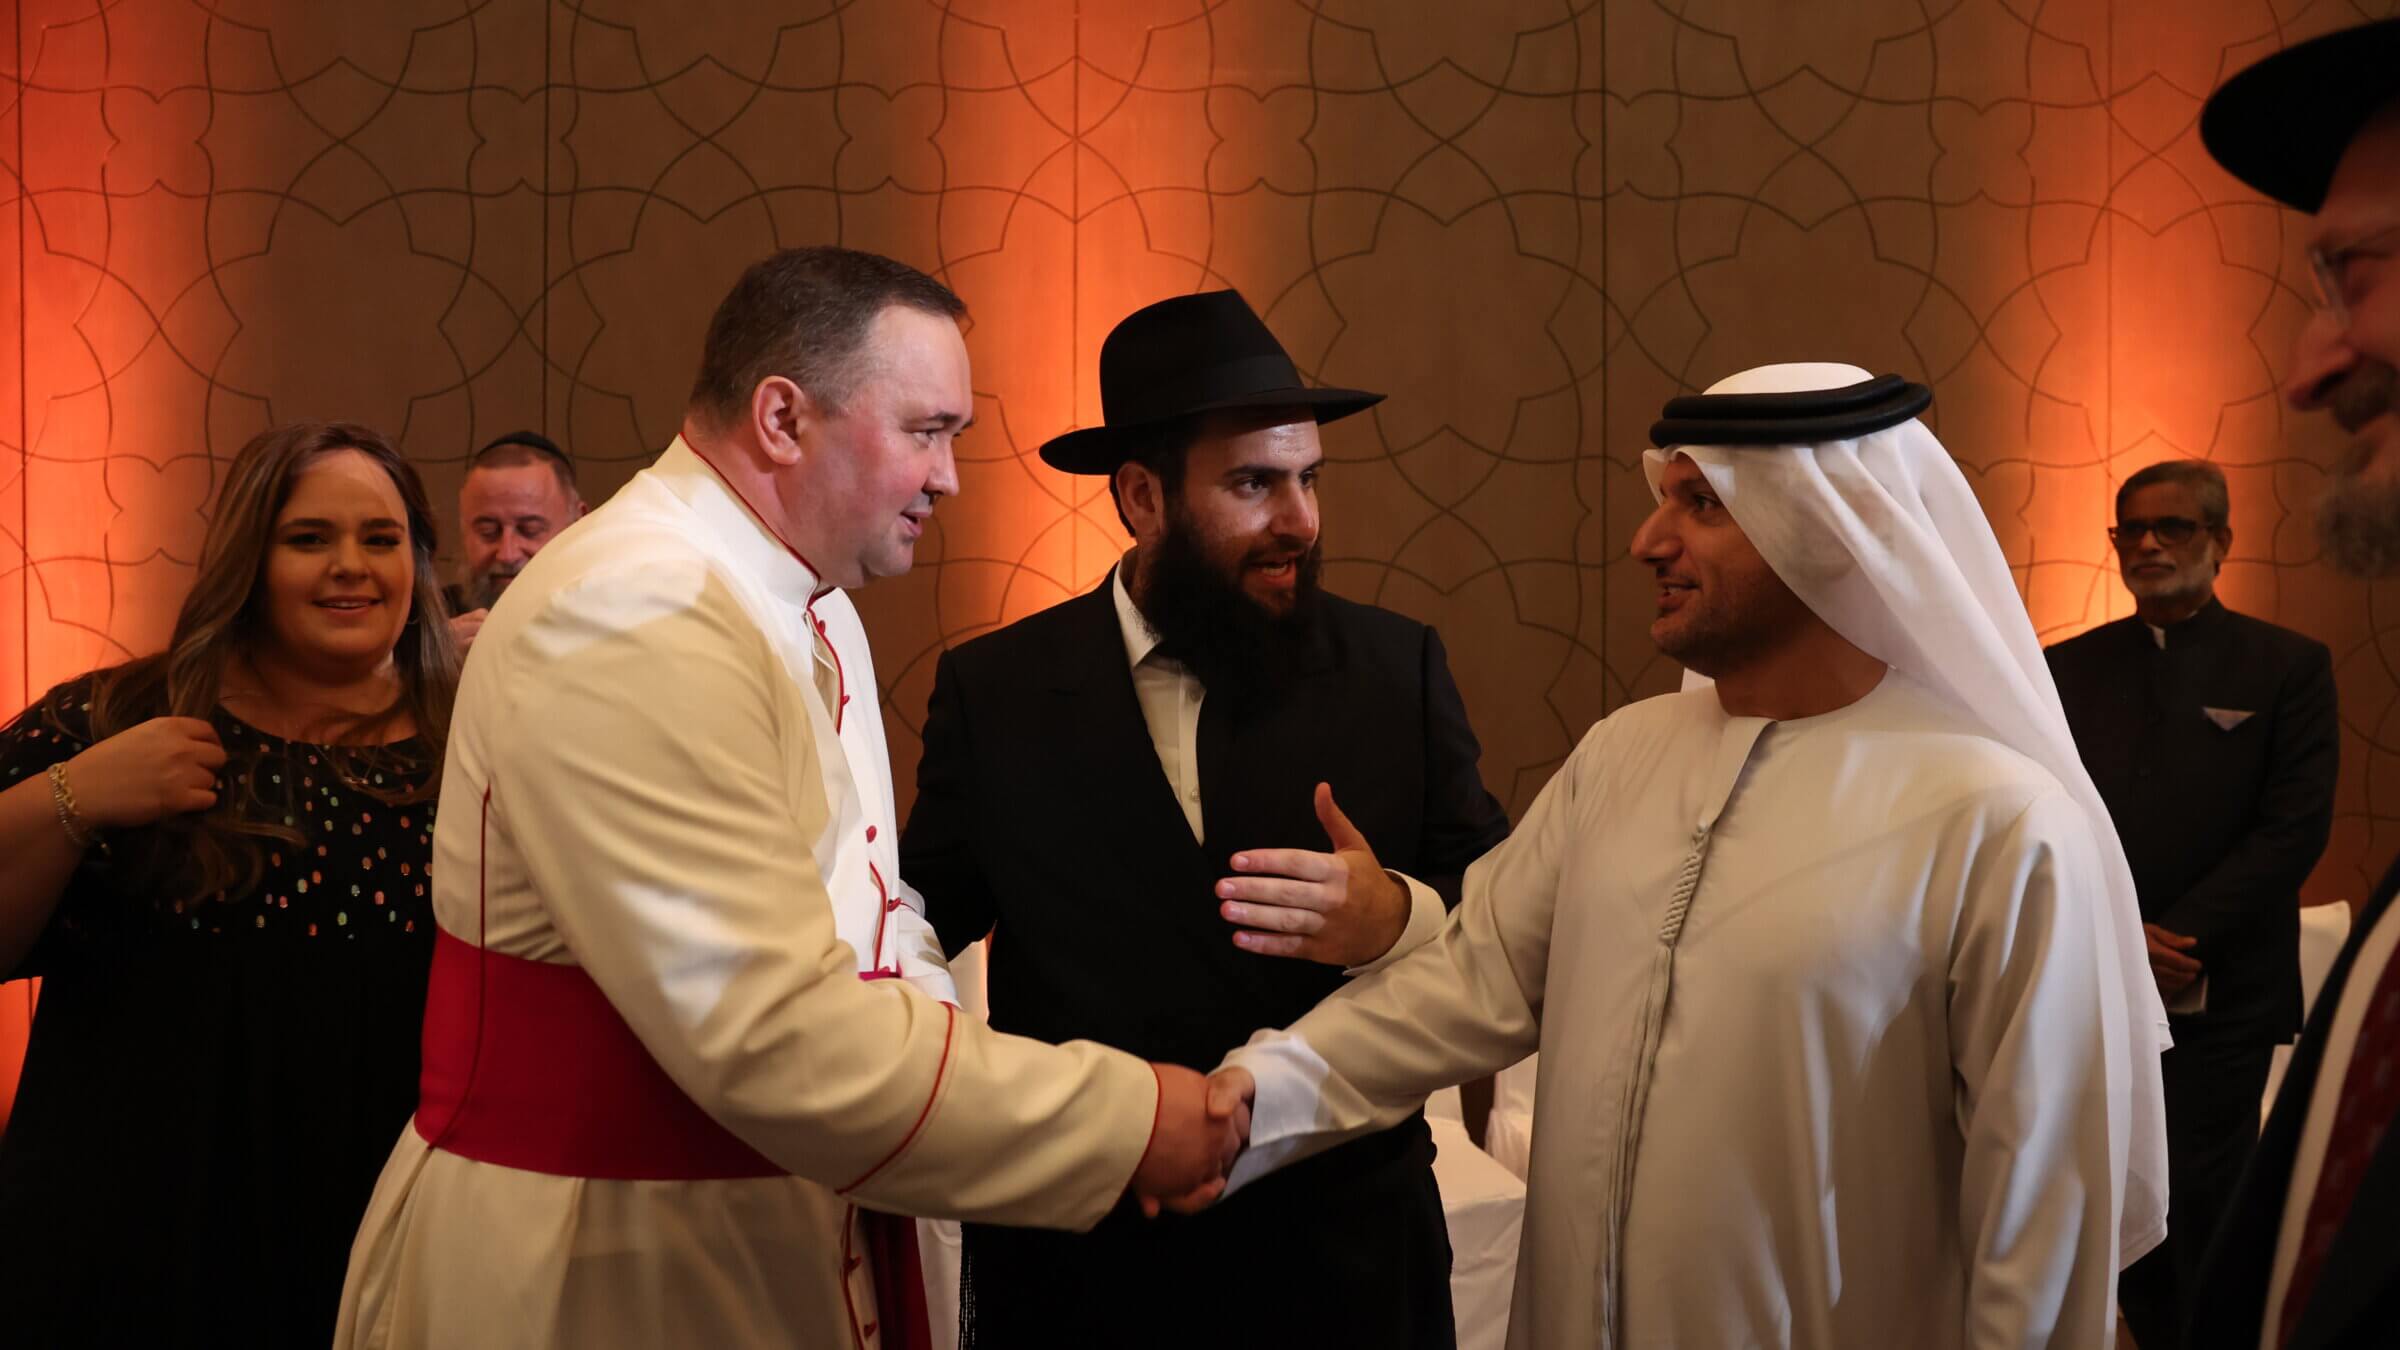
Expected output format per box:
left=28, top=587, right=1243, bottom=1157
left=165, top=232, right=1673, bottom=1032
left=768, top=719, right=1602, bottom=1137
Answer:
left=2213, top=525, right=2234, bottom=565
left=751, top=376, right=816, bottom=468
left=1116, top=460, right=1167, bottom=544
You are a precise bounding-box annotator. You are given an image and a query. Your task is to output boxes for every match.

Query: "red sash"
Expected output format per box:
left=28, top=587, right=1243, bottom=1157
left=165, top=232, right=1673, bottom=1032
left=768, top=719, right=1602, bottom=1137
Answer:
left=416, top=927, right=935, bottom=1348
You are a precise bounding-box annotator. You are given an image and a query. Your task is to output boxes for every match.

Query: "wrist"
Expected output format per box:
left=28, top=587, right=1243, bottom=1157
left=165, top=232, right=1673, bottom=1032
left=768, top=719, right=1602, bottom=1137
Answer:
left=1376, top=869, right=1412, bottom=939
left=46, top=762, right=106, bottom=853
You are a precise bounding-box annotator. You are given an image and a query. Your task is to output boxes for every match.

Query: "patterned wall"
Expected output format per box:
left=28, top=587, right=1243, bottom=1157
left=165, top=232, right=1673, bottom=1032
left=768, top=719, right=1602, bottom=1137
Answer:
left=7, top=0, right=2399, bottom=1108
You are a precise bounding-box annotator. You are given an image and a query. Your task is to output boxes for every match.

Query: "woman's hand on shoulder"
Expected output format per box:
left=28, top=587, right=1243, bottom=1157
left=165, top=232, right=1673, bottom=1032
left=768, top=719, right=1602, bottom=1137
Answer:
left=65, top=717, right=226, bottom=828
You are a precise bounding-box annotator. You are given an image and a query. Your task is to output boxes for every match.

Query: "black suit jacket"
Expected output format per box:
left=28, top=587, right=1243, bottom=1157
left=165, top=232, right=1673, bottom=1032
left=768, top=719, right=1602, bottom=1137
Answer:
left=2187, top=862, right=2400, bottom=1350
left=905, top=574, right=1509, bottom=1069
left=2046, top=601, right=2337, bottom=1042
left=900, top=573, right=1509, bottom=1343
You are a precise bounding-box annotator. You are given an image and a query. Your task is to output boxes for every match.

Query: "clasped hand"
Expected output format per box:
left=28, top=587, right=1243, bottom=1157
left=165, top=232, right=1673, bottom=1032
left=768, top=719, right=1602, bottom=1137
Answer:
left=2144, top=922, right=2202, bottom=997
left=1128, top=1066, right=1257, bottom=1217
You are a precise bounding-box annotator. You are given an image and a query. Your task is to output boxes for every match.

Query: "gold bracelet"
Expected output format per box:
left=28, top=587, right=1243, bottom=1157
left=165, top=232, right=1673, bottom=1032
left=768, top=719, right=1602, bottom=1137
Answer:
left=46, top=762, right=98, bottom=851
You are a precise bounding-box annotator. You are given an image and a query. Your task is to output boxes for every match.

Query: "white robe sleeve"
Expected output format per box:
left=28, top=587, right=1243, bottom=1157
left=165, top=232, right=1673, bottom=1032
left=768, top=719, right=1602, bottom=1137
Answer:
left=492, top=562, right=1157, bottom=1227
left=1947, top=789, right=2125, bottom=1349
left=1222, top=725, right=1598, bottom=1189
left=885, top=878, right=960, bottom=1005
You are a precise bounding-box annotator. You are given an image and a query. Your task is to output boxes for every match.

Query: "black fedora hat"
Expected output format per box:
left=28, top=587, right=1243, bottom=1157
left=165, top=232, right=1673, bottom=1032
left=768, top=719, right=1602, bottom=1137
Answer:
left=1037, top=290, right=1385, bottom=475
left=2201, top=19, right=2400, bottom=212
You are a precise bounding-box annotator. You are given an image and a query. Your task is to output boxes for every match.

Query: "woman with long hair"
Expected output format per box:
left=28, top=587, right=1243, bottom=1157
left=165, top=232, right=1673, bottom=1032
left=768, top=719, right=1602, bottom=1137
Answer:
left=0, top=422, right=460, bottom=1346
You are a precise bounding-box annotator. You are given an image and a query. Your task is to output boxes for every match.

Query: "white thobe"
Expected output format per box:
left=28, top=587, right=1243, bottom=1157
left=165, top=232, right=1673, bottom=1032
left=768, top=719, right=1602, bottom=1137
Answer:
left=1226, top=672, right=2133, bottom=1350
left=336, top=440, right=1158, bottom=1349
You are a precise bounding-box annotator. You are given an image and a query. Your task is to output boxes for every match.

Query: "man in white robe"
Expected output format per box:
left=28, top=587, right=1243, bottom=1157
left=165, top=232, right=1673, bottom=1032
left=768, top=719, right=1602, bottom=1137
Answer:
left=1212, top=364, right=2171, bottom=1349
left=337, top=247, right=1240, bottom=1349
left=812, top=587, right=953, bottom=1004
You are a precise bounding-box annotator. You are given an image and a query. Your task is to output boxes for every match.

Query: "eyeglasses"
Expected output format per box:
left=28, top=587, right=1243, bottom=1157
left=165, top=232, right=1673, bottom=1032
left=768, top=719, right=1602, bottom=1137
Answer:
left=2308, top=222, right=2400, bottom=325
left=2107, top=516, right=2202, bottom=549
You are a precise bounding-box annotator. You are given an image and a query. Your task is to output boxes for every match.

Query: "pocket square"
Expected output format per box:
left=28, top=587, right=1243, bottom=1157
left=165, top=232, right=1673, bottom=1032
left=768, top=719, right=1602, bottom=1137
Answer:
left=2203, top=707, right=2255, bottom=731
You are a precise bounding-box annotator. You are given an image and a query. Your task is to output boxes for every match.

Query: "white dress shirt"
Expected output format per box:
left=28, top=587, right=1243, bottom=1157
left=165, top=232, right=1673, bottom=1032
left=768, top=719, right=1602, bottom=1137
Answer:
left=1110, top=563, right=1445, bottom=976
left=2259, top=895, right=2400, bottom=1348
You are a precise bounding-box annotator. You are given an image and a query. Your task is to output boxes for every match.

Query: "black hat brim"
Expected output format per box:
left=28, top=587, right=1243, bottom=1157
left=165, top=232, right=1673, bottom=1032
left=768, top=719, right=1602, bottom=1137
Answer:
left=2201, top=20, right=2400, bottom=212
left=1037, top=386, right=1386, bottom=475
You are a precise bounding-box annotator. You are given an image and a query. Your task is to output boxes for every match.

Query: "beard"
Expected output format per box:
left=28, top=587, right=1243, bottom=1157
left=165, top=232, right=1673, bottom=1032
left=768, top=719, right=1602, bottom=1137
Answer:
left=1136, top=506, right=1323, bottom=698
left=460, top=560, right=520, bottom=611
left=1651, top=567, right=1814, bottom=679
left=2318, top=358, right=2400, bottom=578
left=2122, top=552, right=2221, bottom=608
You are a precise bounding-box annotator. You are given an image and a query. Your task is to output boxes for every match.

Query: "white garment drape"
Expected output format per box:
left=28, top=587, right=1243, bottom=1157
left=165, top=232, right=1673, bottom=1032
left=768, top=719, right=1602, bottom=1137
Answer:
left=1645, top=362, right=2168, bottom=1263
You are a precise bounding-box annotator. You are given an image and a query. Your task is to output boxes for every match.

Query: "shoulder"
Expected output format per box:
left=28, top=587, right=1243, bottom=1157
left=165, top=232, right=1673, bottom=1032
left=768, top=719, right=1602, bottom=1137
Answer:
left=475, top=533, right=771, bottom=694
left=2220, top=608, right=2332, bottom=667
left=2, top=667, right=105, bottom=735
left=1602, top=684, right=1713, bottom=733
left=1319, top=592, right=1426, bottom=642
left=1982, top=784, right=2108, bottom=872
left=1844, top=679, right=2073, bottom=820
left=2044, top=617, right=2138, bottom=667
left=944, top=588, right=1110, bottom=674
left=0, top=671, right=114, bottom=779
left=1317, top=593, right=1438, bottom=675
left=1561, top=685, right=1717, bottom=767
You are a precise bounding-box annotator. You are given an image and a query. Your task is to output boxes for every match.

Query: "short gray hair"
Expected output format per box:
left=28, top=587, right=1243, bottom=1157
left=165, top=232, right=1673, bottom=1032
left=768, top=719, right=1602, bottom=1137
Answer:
left=2117, top=459, right=2230, bottom=532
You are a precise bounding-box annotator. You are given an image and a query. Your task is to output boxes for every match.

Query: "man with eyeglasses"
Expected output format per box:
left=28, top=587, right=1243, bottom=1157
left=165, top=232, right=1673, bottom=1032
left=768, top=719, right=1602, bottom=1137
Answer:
left=2045, top=458, right=2337, bottom=1349
left=2182, top=20, right=2400, bottom=1349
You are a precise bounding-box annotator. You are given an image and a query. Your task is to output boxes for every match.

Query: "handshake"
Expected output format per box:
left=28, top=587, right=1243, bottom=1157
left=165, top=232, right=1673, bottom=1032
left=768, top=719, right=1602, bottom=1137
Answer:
left=1129, top=1065, right=1258, bottom=1217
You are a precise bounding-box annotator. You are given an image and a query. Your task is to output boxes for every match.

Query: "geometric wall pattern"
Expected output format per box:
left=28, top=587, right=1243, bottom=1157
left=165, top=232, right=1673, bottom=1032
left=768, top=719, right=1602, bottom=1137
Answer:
left=8, top=0, right=2400, bottom=1113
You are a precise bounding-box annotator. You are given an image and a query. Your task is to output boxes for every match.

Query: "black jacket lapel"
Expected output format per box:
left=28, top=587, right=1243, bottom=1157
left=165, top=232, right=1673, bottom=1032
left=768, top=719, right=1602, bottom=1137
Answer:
left=1046, top=576, right=1201, bottom=855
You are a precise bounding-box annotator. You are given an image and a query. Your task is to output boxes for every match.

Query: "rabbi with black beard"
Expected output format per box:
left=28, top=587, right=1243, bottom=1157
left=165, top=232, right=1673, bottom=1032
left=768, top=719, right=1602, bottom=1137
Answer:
left=901, top=291, right=1509, bottom=1350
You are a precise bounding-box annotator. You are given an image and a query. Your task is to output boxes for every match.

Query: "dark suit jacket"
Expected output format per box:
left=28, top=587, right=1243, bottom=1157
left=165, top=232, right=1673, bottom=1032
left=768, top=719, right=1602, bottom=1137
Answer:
left=2047, top=600, right=2337, bottom=1042
left=901, top=573, right=1510, bottom=1344
left=2187, top=862, right=2400, bottom=1350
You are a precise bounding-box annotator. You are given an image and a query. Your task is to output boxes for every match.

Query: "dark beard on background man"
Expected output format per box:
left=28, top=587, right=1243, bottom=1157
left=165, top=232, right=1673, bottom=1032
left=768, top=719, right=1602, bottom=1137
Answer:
left=2318, top=359, right=2400, bottom=578
left=1136, top=509, right=1324, bottom=698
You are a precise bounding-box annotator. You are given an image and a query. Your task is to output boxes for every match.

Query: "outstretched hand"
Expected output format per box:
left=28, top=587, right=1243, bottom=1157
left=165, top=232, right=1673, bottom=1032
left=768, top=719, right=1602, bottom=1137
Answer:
left=1216, top=783, right=1409, bottom=968
left=1129, top=1064, right=1251, bottom=1217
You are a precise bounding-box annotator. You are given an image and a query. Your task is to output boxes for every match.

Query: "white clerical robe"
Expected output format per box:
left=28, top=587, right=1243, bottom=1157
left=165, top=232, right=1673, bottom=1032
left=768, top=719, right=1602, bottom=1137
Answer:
left=336, top=440, right=1158, bottom=1349
left=1226, top=672, right=2131, bottom=1350
left=810, top=587, right=954, bottom=1003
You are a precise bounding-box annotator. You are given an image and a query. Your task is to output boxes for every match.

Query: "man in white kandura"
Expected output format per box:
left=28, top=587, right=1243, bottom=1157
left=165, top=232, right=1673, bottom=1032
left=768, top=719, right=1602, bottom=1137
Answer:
left=337, top=247, right=1239, bottom=1349
left=1211, top=364, right=2171, bottom=1349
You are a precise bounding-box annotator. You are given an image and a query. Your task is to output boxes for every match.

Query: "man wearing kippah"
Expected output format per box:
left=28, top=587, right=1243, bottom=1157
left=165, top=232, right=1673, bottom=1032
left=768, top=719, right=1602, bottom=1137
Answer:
left=2184, top=21, right=2400, bottom=1349
left=1212, top=365, right=2170, bottom=1349
left=445, top=430, right=585, bottom=652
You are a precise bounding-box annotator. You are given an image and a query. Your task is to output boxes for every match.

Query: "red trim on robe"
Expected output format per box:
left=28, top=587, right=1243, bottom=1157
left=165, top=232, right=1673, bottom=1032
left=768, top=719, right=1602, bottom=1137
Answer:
left=837, top=1003, right=957, bottom=1195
